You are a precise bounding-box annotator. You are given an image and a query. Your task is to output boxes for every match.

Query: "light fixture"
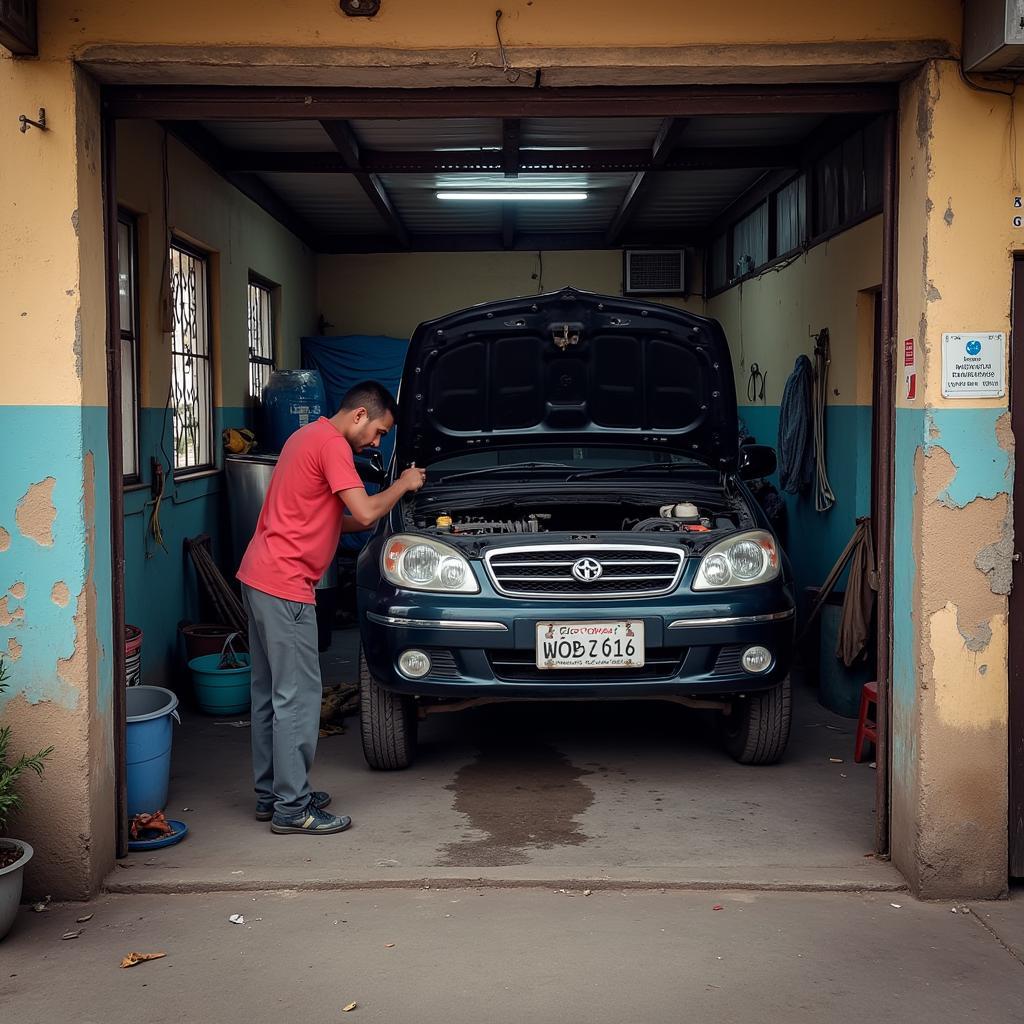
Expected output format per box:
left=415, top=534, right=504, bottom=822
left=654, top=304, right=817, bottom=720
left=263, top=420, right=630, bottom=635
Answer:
left=436, top=191, right=588, bottom=202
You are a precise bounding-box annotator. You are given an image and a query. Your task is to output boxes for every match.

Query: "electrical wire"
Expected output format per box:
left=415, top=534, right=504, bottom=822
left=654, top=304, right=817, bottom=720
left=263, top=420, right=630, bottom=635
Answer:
left=494, top=9, right=522, bottom=84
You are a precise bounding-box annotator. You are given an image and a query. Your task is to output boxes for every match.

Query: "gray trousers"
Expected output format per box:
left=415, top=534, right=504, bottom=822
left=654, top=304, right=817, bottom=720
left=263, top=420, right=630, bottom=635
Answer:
left=240, top=583, right=321, bottom=817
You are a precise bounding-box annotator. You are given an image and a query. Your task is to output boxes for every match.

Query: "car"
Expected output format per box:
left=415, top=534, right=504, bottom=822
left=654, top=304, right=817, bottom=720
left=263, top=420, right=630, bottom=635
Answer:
left=356, top=287, right=795, bottom=770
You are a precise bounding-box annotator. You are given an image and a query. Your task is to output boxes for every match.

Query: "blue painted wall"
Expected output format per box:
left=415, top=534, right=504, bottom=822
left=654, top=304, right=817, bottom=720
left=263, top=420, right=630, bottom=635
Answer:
left=0, top=405, right=112, bottom=711
left=122, top=405, right=250, bottom=688
left=740, top=404, right=873, bottom=600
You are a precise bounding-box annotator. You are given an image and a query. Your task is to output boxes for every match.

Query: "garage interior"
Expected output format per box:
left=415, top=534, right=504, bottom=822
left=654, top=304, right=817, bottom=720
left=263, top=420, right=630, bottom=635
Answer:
left=107, top=91, right=898, bottom=890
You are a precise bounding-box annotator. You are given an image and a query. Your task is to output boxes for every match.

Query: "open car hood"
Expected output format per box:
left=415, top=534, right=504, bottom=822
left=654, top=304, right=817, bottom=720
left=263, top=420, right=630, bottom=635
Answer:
left=397, top=287, right=739, bottom=472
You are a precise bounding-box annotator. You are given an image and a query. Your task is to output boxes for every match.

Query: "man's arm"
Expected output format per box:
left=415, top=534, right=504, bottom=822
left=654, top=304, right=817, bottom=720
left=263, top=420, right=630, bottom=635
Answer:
left=339, top=466, right=426, bottom=529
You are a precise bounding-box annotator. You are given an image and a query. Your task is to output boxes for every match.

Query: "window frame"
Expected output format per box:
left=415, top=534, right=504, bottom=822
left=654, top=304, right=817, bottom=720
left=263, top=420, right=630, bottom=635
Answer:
left=168, top=237, right=215, bottom=477
left=247, top=272, right=277, bottom=404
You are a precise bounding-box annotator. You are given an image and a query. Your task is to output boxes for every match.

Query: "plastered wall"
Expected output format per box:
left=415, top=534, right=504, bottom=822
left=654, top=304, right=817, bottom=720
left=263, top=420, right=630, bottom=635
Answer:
left=117, top=121, right=318, bottom=688
left=707, top=218, right=882, bottom=595
left=0, top=62, right=115, bottom=898
left=891, top=61, right=1017, bottom=899
left=316, top=249, right=702, bottom=341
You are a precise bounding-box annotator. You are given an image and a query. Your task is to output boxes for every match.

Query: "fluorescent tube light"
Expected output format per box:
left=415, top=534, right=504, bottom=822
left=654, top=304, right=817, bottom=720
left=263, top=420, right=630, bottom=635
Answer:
left=436, top=191, right=588, bottom=201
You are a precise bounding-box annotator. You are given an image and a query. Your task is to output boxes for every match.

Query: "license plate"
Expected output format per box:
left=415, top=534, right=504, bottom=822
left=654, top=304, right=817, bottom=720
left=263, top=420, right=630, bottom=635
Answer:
left=535, top=621, right=645, bottom=670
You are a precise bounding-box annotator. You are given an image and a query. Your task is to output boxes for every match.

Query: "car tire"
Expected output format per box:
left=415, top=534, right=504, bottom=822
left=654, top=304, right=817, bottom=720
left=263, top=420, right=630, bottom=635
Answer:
left=721, top=675, right=792, bottom=765
left=359, top=648, right=418, bottom=770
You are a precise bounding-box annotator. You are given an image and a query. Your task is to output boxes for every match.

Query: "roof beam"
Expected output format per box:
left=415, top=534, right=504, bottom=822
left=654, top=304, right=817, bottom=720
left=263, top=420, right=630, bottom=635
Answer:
left=502, top=205, right=517, bottom=250
left=161, top=122, right=323, bottom=248
left=317, top=230, right=705, bottom=254
left=502, top=118, right=521, bottom=178
left=606, top=117, right=691, bottom=245
left=319, top=119, right=410, bottom=247
left=224, top=145, right=799, bottom=175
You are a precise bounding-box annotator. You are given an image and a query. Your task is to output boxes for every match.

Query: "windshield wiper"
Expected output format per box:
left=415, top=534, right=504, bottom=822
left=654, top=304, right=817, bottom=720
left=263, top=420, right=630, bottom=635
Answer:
left=567, top=461, right=696, bottom=481
left=436, top=461, right=574, bottom=483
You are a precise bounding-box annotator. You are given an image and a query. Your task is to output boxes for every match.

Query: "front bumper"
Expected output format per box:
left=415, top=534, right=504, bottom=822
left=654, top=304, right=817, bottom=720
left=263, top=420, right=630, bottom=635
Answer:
left=358, top=585, right=795, bottom=700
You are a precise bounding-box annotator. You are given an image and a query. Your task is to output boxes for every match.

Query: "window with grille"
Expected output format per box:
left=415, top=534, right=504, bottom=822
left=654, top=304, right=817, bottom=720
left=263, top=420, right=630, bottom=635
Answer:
left=118, top=213, right=141, bottom=482
left=169, top=240, right=213, bottom=473
left=247, top=276, right=276, bottom=401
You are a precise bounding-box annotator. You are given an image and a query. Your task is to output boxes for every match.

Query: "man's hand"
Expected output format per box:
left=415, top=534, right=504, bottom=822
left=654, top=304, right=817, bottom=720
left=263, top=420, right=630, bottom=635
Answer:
left=400, top=464, right=427, bottom=492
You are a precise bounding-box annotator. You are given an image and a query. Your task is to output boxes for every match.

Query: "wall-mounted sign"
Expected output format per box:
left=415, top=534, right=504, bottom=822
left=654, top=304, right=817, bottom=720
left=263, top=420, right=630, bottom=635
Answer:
left=903, top=337, right=916, bottom=401
left=941, top=332, right=1005, bottom=399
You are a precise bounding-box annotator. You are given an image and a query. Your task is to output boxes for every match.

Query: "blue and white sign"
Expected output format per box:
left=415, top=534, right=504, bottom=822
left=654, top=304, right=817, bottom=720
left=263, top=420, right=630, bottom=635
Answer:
left=941, top=332, right=1005, bottom=399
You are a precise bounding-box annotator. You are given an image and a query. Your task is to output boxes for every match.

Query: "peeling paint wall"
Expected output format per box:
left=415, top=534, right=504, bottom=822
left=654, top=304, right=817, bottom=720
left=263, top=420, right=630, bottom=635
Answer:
left=892, top=61, right=1016, bottom=899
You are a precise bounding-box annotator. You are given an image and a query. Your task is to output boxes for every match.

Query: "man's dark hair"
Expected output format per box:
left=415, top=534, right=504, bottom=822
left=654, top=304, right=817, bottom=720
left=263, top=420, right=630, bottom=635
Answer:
left=338, top=380, right=399, bottom=421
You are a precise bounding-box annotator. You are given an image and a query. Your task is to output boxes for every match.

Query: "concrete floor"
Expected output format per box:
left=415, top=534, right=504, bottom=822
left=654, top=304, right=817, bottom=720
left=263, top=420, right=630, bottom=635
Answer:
left=3, top=889, right=1023, bottom=1024
left=108, top=628, right=899, bottom=893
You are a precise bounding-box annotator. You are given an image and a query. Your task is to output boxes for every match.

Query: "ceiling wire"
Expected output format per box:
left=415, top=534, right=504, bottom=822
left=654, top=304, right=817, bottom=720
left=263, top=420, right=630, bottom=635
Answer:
left=494, top=9, right=522, bottom=84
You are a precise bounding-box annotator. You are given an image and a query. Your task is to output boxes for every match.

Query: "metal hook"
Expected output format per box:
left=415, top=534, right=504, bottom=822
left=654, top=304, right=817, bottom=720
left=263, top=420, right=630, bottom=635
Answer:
left=19, top=108, right=47, bottom=134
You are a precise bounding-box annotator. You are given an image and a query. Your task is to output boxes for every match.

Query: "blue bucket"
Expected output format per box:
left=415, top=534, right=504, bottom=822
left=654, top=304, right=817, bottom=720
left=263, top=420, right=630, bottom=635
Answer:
left=188, top=653, right=252, bottom=716
left=125, top=686, right=179, bottom=816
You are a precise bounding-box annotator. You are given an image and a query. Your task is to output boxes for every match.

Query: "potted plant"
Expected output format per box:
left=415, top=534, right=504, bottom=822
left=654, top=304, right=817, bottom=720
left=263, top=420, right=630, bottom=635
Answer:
left=0, top=657, right=52, bottom=941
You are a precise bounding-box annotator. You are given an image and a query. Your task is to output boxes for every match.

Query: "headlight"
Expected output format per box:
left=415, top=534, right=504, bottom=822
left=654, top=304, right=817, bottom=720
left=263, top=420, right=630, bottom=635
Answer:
left=382, top=535, right=480, bottom=593
left=693, top=530, right=780, bottom=590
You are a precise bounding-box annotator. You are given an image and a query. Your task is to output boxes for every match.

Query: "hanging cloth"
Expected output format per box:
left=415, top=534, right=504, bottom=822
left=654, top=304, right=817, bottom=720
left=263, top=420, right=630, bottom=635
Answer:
left=777, top=355, right=815, bottom=494
left=813, top=329, right=836, bottom=513
left=838, top=517, right=878, bottom=668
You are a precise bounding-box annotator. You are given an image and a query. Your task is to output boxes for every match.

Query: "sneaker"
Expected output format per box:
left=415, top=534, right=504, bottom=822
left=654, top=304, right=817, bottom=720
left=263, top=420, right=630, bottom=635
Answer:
left=256, top=790, right=331, bottom=822
left=270, top=804, right=352, bottom=836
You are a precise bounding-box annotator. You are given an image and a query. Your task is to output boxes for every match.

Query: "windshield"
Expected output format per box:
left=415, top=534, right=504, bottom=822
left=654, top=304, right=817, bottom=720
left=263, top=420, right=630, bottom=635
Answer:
left=428, top=446, right=702, bottom=480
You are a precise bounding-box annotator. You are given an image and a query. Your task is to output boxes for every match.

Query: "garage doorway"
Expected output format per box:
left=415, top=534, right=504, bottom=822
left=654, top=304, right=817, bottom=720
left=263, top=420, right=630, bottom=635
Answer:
left=101, top=83, right=897, bottom=881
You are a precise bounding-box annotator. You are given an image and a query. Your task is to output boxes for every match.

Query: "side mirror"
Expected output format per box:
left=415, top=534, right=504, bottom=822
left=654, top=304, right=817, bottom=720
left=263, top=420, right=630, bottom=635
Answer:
left=355, top=449, right=387, bottom=487
left=738, top=444, right=777, bottom=480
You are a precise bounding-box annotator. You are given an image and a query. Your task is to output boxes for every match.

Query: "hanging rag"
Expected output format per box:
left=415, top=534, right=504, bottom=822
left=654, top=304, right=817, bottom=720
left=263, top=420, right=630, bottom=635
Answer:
left=838, top=518, right=877, bottom=668
left=812, top=329, right=836, bottom=512
left=777, top=355, right=815, bottom=494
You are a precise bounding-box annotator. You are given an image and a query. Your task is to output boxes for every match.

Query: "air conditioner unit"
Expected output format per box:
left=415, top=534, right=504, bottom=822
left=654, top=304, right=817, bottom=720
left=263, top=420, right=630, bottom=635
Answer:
left=623, top=249, right=686, bottom=296
left=964, top=0, right=1024, bottom=72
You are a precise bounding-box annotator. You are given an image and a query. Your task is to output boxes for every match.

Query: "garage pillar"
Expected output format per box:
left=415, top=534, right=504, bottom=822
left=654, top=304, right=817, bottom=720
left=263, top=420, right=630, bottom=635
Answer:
left=0, top=59, right=115, bottom=897
left=892, top=60, right=1014, bottom=899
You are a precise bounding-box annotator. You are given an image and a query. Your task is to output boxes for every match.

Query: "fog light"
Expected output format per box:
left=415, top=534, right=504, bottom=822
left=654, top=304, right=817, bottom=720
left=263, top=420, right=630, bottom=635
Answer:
left=741, top=646, right=772, bottom=674
left=398, top=649, right=431, bottom=679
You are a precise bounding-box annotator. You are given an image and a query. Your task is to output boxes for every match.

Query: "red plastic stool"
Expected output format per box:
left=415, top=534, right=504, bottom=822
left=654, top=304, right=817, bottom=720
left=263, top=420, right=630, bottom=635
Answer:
left=854, top=680, right=878, bottom=763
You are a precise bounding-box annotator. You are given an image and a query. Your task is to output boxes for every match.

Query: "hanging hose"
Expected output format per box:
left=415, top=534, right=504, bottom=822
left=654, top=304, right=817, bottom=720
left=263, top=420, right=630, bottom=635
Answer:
left=777, top=355, right=815, bottom=494
left=813, top=328, right=835, bottom=512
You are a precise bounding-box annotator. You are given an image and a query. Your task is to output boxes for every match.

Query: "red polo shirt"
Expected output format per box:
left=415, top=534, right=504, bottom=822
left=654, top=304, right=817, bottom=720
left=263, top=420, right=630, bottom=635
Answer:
left=237, top=417, right=362, bottom=604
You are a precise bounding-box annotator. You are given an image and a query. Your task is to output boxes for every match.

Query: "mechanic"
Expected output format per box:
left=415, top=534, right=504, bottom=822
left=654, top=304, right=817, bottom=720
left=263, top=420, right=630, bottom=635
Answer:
left=237, top=380, right=426, bottom=835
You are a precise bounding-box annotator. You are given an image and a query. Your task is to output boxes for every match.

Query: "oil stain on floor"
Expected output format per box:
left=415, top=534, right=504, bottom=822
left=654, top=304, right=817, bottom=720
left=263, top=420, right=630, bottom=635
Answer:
left=438, top=735, right=596, bottom=867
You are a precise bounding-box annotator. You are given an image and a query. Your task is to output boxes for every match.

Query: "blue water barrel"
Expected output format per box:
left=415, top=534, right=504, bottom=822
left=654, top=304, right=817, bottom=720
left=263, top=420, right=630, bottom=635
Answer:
left=125, top=686, right=179, bottom=816
left=261, top=369, right=327, bottom=452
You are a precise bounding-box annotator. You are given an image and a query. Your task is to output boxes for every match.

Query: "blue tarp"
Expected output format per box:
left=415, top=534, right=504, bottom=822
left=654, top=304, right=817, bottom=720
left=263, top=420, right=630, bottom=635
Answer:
left=301, top=335, right=409, bottom=551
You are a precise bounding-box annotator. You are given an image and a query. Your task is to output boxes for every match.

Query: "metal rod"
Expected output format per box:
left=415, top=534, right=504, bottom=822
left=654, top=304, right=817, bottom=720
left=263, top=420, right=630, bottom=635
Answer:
left=102, top=113, right=128, bottom=860
left=18, top=108, right=46, bottom=133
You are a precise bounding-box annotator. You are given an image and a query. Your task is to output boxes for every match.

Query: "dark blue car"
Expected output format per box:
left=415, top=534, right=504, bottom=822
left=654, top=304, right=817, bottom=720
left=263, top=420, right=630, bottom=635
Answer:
left=357, top=287, right=795, bottom=770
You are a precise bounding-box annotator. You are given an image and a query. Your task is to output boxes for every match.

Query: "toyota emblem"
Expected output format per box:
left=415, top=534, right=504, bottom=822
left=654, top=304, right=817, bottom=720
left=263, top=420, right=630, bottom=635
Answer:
left=571, top=557, right=604, bottom=583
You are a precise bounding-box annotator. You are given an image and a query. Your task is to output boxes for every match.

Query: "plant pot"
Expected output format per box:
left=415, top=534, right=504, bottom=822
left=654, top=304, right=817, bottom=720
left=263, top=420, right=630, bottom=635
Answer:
left=0, top=839, right=33, bottom=942
left=180, top=623, right=240, bottom=662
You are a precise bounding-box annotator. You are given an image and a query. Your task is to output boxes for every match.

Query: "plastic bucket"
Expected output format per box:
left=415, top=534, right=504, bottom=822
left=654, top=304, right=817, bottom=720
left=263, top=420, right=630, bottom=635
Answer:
left=125, top=686, right=179, bottom=816
left=188, top=653, right=252, bottom=716
left=180, top=623, right=239, bottom=662
left=125, top=625, right=143, bottom=687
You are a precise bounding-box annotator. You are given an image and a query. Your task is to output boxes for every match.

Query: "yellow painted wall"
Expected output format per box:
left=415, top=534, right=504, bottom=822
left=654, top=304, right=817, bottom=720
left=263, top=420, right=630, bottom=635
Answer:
left=33, top=0, right=958, bottom=54
left=117, top=122, right=318, bottom=409
left=706, top=216, right=882, bottom=406
left=317, top=249, right=702, bottom=340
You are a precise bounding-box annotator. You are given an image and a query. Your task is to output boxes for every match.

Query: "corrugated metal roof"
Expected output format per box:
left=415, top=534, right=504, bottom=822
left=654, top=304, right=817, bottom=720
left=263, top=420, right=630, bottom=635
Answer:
left=630, top=169, right=769, bottom=231
left=351, top=119, right=501, bottom=152
left=204, top=121, right=335, bottom=152
left=380, top=173, right=502, bottom=233
left=679, top=115, right=825, bottom=148
left=256, top=173, right=384, bottom=234
left=520, top=117, right=663, bottom=150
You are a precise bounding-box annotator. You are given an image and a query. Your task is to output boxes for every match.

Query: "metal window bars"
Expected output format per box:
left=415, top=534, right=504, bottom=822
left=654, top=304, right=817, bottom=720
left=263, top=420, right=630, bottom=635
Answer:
left=247, top=279, right=275, bottom=401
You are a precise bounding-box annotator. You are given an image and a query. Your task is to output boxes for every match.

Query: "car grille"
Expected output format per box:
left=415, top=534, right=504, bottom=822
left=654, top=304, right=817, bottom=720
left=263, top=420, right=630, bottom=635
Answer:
left=488, top=647, right=685, bottom=682
left=484, top=545, right=684, bottom=599
left=421, top=648, right=460, bottom=680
